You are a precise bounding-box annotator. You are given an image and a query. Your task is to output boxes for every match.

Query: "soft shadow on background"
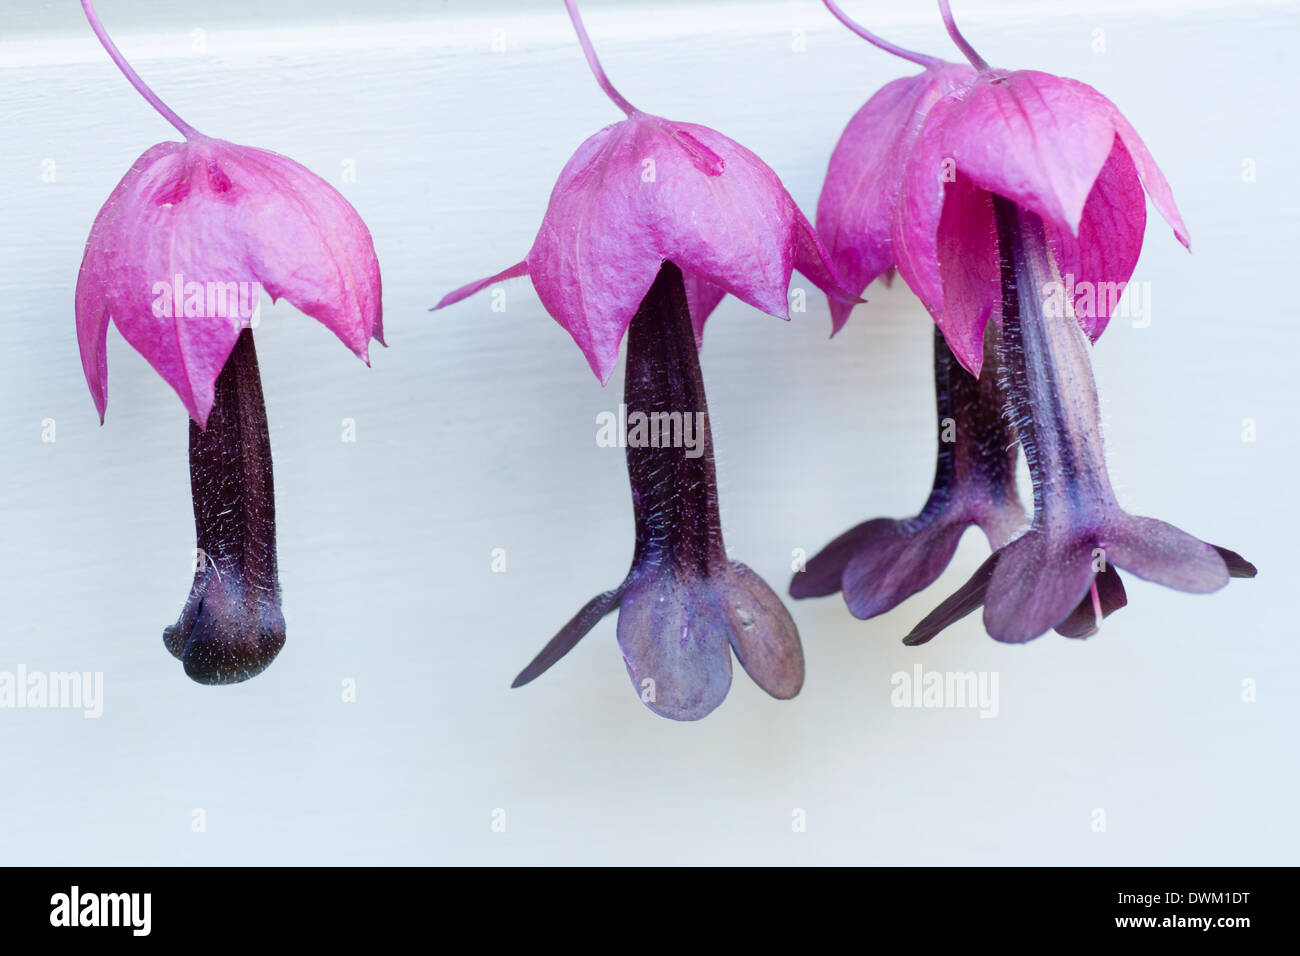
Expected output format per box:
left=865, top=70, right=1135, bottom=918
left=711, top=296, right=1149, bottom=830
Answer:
left=0, top=0, right=1294, bottom=864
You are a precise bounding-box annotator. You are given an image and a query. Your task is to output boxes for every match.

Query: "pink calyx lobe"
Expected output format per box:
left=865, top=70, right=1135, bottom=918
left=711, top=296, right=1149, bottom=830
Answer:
left=77, top=134, right=383, bottom=427
left=437, top=111, right=857, bottom=383
left=816, top=0, right=1190, bottom=376
left=435, top=0, right=858, bottom=383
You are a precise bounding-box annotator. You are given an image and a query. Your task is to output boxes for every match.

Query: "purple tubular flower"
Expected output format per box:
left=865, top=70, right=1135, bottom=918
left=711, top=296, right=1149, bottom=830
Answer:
left=808, top=1, right=1252, bottom=641
left=437, top=1, right=838, bottom=717
left=903, top=196, right=1254, bottom=645
left=512, top=262, right=803, bottom=720
left=792, top=324, right=1024, bottom=615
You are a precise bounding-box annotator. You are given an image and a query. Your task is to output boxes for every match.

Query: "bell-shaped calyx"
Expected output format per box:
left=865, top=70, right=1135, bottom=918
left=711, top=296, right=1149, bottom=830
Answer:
left=434, top=0, right=859, bottom=381
left=75, top=1, right=381, bottom=427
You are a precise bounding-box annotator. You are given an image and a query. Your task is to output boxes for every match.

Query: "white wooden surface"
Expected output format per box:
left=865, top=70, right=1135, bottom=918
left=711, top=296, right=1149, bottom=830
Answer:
left=0, top=0, right=1295, bottom=864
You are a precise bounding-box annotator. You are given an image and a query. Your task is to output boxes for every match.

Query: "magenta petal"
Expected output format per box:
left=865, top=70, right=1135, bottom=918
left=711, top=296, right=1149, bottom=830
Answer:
left=792, top=211, right=862, bottom=335
left=76, top=136, right=382, bottom=426
left=818, top=65, right=975, bottom=330
left=1103, top=98, right=1191, bottom=249
left=616, top=571, right=733, bottom=721
left=1044, top=138, right=1146, bottom=341
left=509, top=114, right=855, bottom=382
left=983, top=531, right=1097, bottom=643
left=932, top=173, right=1001, bottom=375
left=227, top=142, right=383, bottom=355
left=434, top=261, right=529, bottom=311
left=940, top=71, right=1118, bottom=236
left=682, top=272, right=727, bottom=347
left=1103, top=516, right=1228, bottom=593
left=526, top=123, right=663, bottom=383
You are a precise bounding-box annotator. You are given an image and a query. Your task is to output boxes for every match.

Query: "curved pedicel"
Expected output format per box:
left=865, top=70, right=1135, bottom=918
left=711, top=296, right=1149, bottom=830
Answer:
left=791, top=324, right=1023, bottom=617
left=903, top=196, right=1254, bottom=646
left=512, top=263, right=803, bottom=720
left=163, top=330, right=285, bottom=683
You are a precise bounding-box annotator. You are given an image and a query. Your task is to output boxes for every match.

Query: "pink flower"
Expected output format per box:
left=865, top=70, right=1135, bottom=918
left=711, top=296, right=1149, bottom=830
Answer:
left=817, top=0, right=1188, bottom=376
left=75, top=1, right=382, bottom=428
left=74, top=1, right=382, bottom=683
left=434, top=1, right=858, bottom=382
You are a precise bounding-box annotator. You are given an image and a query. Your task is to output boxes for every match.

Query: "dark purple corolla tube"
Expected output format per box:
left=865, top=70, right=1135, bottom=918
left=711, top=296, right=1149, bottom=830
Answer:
left=163, top=330, right=285, bottom=682
left=903, top=198, right=1255, bottom=645
left=513, top=263, right=803, bottom=720
left=792, top=324, right=1024, bottom=616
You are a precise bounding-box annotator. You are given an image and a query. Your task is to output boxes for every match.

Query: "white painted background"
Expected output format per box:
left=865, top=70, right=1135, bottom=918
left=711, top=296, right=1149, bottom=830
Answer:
left=0, top=0, right=1295, bottom=864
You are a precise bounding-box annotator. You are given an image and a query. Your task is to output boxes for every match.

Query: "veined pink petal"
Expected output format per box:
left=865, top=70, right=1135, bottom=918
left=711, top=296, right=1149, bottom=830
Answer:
left=895, top=66, right=1189, bottom=363
left=525, top=122, right=663, bottom=383
left=892, top=89, right=962, bottom=329
left=434, top=261, right=529, bottom=311
left=940, top=71, right=1118, bottom=236
left=792, top=210, right=861, bottom=335
left=933, top=173, right=1000, bottom=375
left=1101, top=97, right=1191, bottom=249
left=223, top=142, right=383, bottom=354
left=818, top=64, right=975, bottom=330
left=896, top=71, right=1115, bottom=337
left=682, top=273, right=726, bottom=347
left=76, top=135, right=382, bottom=426
left=76, top=141, right=186, bottom=421
left=500, top=114, right=858, bottom=382
left=1044, top=138, right=1146, bottom=341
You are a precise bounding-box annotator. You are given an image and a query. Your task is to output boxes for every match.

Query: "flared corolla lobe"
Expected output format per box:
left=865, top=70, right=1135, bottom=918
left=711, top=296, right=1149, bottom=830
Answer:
left=512, top=263, right=803, bottom=720
left=77, top=134, right=383, bottom=427
left=903, top=199, right=1252, bottom=646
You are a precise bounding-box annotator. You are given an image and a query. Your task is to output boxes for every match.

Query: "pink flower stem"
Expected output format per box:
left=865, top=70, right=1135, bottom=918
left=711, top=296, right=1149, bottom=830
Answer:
left=563, top=0, right=638, bottom=117
left=938, top=0, right=990, bottom=71
left=81, top=0, right=200, bottom=138
left=821, top=0, right=944, bottom=69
